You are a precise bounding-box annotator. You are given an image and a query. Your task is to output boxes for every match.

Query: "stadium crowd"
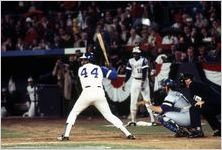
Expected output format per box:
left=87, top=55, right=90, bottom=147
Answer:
left=1, top=1, right=221, bottom=66
left=1, top=1, right=221, bottom=118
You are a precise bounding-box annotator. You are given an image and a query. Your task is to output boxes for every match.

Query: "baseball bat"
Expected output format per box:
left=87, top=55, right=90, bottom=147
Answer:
left=96, top=33, right=110, bottom=66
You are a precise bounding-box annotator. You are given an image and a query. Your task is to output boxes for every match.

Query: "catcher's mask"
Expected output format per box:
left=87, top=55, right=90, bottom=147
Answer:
left=178, top=73, right=193, bottom=88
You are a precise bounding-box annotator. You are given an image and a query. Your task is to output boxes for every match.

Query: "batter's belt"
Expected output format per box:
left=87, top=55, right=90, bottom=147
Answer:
left=85, top=85, right=101, bottom=88
left=134, top=77, right=143, bottom=80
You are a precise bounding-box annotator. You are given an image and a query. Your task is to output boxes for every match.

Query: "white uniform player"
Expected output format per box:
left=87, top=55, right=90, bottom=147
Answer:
left=23, top=77, right=38, bottom=117
left=123, top=47, right=155, bottom=126
left=57, top=52, right=135, bottom=141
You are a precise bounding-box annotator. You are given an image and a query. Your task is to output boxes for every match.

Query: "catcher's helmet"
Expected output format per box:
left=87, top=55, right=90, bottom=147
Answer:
left=161, top=78, right=175, bottom=88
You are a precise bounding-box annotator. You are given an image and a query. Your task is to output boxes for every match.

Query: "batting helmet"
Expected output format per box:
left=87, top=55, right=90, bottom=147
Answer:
left=132, top=46, right=141, bottom=53
left=27, top=77, right=33, bottom=82
left=80, top=52, right=95, bottom=62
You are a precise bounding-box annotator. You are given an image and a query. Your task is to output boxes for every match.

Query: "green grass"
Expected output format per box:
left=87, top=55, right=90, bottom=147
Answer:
left=1, top=129, right=29, bottom=138
left=2, top=142, right=153, bottom=149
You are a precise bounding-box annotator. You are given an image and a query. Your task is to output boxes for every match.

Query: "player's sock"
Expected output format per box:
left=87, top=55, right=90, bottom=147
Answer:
left=119, top=125, right=131, bottom=136
left=64, top=123, right=72, bottom=137
left=146, top=106, right=155, bottom=123
left=131, top=110, right=137, bottom=123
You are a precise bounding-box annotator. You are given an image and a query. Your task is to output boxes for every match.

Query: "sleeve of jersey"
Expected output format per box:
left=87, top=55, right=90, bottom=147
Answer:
left=125, top=61, right=132, bottom=82
left=160, top=97, right=175, bottom=112
left=101, top=66, right=117, bottom=80
left=142, top=58, right=148, bottom=80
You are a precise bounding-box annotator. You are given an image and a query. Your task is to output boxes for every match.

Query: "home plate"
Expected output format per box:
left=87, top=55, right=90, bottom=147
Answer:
left=136, top=121, right=152, bottom=126
left=105, top=121, right=153, bottom=127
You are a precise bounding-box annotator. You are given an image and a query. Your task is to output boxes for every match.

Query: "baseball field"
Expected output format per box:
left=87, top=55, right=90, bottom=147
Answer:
left=1, top=117, right=221, bottom=149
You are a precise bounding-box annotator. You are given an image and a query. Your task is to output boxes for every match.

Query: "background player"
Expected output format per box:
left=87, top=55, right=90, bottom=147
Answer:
left=123, top=46, right=155, bottom=126
left=57, top=52, right=135, bottom=141
left=23, top=77, right=38, bottom=117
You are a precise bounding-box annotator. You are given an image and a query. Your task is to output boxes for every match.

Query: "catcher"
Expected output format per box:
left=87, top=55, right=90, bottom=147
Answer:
left=146, top=79, right=196, bottom=137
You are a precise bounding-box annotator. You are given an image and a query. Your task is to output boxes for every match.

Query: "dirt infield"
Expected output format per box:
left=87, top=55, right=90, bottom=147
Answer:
left=1, top=117, right=221, bottom=149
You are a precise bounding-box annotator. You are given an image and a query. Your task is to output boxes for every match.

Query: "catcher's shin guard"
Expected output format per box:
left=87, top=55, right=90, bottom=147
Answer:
left=157, top=115, right=184, bottom=134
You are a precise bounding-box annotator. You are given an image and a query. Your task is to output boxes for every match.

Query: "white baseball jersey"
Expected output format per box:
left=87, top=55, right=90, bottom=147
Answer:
left=125, top=56, right=154, bottom=123
left=27, top=85, right=38, bottom=101
left=126, top=57, right=149, bottom=78
left=66, top=63, right=125, bottom=129
left=23, top=85, right=38, bottom=117
left=78, top=63, right=103, bottom=88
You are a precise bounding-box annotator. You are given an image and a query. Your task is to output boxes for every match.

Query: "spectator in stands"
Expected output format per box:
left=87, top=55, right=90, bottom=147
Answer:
left=161, top=31, right=174, bottom=45
left=185, top=46, right=198, bottom=63
left=73, top=33, right=81, bottom=47
left=79, top=31, right=89, bottom=48
left=16, top=38, right=25, bottom=51
left=140, top=27, right=149, bottom=44
left=173, top=51, right=183, bottom=64
left=1, top=37, right=13, bottom=51
left=127, top=28, right=142, bottom=46
left=25, top=26, right=39, bottom=47
left=38, top=39, right=50, bottom=50
left=197, top=45, right=210, bottom=63
left=211, top=20, right=221, bottom=37
left=147, top=28, right=162, bottom=47
left=59, top=28, right=73, bottom=48
left=194, top=12, right=208, bottom=29
left=120, top=24, right=129, bottom=44
left=183, top=26, right=192, bottom=47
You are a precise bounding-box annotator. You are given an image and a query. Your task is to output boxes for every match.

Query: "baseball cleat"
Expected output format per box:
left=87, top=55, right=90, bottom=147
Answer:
left=174, top=131, right=189, bottom=137
left=212, top=130, right=221, bottom=137
left=126, top=121, right=136, bottom=127
left=127, top=134, right=136, bottom=140
left=188, top=130, right=204, bottom=138
left=57, top=134, right=69, bottom=141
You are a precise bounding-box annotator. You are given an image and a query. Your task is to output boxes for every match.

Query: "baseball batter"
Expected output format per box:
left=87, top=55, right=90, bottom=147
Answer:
left=57, top=52, right=135, bottom=141
left=148, top=79, right=191, bottom=137
left=123, top=46, right=155, bottom=126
